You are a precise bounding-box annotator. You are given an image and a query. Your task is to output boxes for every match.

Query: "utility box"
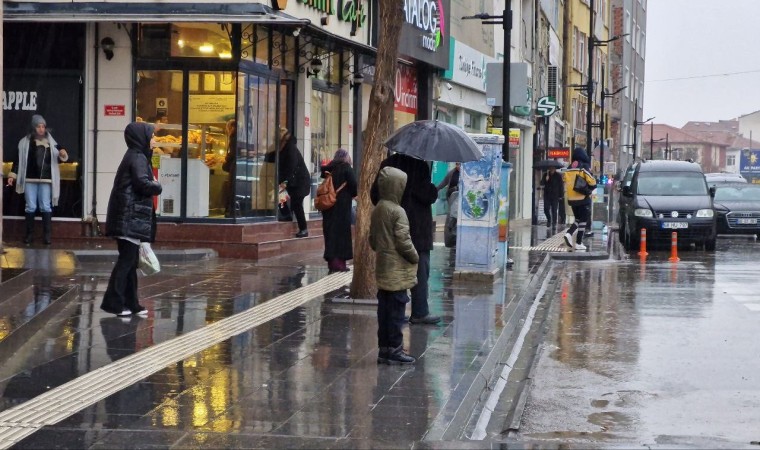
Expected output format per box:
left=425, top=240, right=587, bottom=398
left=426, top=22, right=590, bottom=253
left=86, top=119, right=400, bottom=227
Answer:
left=455, top=134, right=504, bottom=279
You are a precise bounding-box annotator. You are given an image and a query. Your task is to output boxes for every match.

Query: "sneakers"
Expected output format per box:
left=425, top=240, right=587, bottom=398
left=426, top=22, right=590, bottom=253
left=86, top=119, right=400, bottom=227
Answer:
left=377, top=346, right=415, bottom=365
left=133, top=306, right=149, bottom=316
left=409, top=314, right=441, bottom=325
left=563, top=232, right=575, bottom=251
left=116, top=309, right=132, bottom=317
left=574, top=243, right=587, bottom=251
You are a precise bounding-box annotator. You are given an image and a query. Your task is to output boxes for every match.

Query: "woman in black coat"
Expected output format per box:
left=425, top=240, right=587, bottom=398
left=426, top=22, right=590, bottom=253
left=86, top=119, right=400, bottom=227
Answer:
left=320, top=149, right=358, bottom=273
left=101, top=122, right=162, bottom=317
left=265, top=127, right=311, bottom=237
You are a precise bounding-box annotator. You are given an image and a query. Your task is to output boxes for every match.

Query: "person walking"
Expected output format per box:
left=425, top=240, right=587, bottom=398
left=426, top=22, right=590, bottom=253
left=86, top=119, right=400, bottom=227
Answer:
left=370, top=166, right=419, bottom=365
left=540, top=165, right=564, bottom=230
left=265, top=127, right=311, bottom=237
left=371, top=152, right=441, bottom=325
left=563, top=147, right=597, bottom=252
left=6, top=114, right=69, bottom=245
left=436, top=162, right=461, bottom=200
left=101, top=122, right=163, bottom=317
left=320, top=149, right=358, bottom=273
left=222, top=119, right=237, bottom=218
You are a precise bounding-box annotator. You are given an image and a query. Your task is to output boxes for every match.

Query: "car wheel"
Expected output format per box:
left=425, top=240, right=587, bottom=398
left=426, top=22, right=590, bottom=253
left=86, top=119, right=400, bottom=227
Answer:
left=704, top=238, right=716, bottom=251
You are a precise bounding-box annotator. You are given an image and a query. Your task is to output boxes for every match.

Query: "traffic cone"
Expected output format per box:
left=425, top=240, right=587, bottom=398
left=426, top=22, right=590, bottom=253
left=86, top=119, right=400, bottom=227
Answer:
left=638, top=228, right=648, bottom=257
left=668, top=231, right=680, bottom=262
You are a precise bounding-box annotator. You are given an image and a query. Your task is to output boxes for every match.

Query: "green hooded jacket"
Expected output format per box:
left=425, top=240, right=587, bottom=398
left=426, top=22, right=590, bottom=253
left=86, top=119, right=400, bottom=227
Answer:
left=369, top=166, right=419, bottom=291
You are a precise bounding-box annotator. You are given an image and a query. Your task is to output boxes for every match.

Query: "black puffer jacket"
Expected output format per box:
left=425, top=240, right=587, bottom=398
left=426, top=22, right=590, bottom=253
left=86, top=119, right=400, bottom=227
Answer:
left=371, top=153, right=438, bottom=252
left=106, top=122, right=163, bottom=242
left=264, top=135, right=311, bottom=198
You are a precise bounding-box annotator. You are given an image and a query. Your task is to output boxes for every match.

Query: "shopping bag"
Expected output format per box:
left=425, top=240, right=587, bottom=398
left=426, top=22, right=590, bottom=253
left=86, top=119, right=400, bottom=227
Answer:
left=277, top=188, right=292, bottom=222
left=138, top=242, right=161, bottom=275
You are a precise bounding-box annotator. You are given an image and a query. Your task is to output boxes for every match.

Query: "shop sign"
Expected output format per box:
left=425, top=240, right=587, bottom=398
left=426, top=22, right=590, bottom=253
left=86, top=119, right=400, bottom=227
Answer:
left=547, top=147, right=570, bottom=159
left=740, top=149, right=760, bottom=173
left=188, top=95, right=235, bottom=123
left=398, top=0, right=451, bottom=69
left=2, top=90, right=38, bottom=110
left=509, top=128, right=520, bottom=148
left=104, top=105, right=125, bottom=116
left=394, top=65, right=418, bottom=115
left=442, top=38, right=495, bottom=93
left=294, top=0, right=367, bottom=30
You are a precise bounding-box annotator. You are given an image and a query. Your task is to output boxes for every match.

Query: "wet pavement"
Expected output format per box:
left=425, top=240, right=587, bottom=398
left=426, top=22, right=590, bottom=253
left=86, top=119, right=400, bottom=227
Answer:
left=0, top=222, right=603, bottom=449
left=511, top=236, right=760, bottom=449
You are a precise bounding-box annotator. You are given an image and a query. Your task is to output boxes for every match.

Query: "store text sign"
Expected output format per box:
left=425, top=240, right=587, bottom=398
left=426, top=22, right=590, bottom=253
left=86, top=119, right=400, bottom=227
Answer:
left=547, top=147, right=570, bottom=159
left=394, top=65, right=418, bottom=115
left=295, top=0, right=367, bottom=29
left=443, top=38, right=495, bottom=93
left=2, top=90, right=37, bottom=110
left=104, top=105, right=126, bottom=116
left=398, top=0, right=450, bottom=69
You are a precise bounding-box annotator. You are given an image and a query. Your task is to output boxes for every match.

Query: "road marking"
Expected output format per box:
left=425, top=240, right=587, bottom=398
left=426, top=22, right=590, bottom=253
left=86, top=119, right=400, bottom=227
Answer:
left=0, top=270, right=353, bottom=449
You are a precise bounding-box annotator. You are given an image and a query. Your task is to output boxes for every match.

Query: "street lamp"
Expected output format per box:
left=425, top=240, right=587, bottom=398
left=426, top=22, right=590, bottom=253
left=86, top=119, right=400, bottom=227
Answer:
left=463, top=9, right=512, bottom=162
left=633, top=113, right=654, bottom=160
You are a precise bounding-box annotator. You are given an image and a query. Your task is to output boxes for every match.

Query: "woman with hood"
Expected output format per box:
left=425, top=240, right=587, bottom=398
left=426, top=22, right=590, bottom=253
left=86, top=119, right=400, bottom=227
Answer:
left=265, top=127, right=311, bottom=237
left=319, top=148, right=358, bottom=273
left=101, top=122, right=163, bottom=317
left=563, top=147, right=597, bottom=251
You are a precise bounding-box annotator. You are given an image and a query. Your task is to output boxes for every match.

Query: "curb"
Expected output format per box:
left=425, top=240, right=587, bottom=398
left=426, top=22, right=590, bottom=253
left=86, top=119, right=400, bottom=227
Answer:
left=69, top=248, right=218, bottom=263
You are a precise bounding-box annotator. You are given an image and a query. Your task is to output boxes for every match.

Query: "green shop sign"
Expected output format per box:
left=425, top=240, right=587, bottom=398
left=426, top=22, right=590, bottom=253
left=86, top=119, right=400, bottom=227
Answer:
left=298, top=0, right=367, bottom=29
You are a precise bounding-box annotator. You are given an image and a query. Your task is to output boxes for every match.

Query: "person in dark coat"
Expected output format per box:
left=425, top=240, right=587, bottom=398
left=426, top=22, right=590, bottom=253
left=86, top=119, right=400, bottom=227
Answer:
left=371, top=152, right=441, bottom=325
left=540, top=165, right=564, bottom=230
left=320, top=148, right=358, bottom=273
left=101, top=122, right=163, bottom=317
left=265, top=127, right=311, bottom=237
left=222, top=119, right=237, bottom=217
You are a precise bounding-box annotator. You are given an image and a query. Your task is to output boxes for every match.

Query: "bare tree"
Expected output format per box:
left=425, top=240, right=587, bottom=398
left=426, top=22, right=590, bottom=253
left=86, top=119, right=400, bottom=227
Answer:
left=350, top=0, right=404, bottom=299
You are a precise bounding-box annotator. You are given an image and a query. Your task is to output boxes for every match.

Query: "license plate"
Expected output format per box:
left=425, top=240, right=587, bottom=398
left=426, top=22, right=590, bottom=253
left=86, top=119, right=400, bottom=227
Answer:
left=662, top=222, right=688, bottom=229
left=738, top=218, right=757, bottom=225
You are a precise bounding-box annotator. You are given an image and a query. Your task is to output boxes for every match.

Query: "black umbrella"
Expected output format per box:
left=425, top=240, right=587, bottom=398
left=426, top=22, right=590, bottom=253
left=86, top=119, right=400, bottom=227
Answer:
left=384, top=120, right=484, bottom=162
left=534, top=159, right=565, bottom=170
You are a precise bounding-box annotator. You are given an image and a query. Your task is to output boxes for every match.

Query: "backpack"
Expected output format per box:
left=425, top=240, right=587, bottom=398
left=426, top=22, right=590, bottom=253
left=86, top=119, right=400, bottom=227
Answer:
left=314, top=171, right=347, bottom=211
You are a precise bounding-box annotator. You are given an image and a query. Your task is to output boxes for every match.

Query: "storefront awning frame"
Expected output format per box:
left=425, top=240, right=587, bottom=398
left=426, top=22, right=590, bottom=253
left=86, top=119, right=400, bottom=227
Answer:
left=2, top=1, right=311, bottom=24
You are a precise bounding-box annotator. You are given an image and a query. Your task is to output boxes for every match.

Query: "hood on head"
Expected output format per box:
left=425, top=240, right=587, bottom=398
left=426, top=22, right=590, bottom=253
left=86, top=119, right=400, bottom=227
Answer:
left=572, top=147, right=590, bottom=164
left=377, top=166, right=407, bottom=205
left=124, top=122, right=155, bottom=157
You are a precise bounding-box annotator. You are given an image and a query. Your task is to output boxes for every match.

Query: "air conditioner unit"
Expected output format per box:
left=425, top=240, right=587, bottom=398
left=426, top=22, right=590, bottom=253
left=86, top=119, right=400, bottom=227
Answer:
left=548, top=66, right=558, bottom=98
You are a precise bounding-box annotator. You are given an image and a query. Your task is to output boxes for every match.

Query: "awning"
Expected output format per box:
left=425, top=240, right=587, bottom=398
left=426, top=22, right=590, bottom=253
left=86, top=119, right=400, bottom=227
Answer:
left=2, top=2, right=311, bottom=24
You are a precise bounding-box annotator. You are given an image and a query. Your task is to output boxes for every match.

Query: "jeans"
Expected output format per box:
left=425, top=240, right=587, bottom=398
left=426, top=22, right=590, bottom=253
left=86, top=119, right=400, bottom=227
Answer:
left=377, top=289, right=409, bottom=349
left=410, top=250, right=430, bottom=318
left=24, top=182, right=52, bottom=213
left=543, top=197, right=560, bottom=227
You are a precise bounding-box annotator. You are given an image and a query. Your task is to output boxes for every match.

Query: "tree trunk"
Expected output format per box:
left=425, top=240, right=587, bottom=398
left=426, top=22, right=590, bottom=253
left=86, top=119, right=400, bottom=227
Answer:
left=350, top=0, right=404, bottom=299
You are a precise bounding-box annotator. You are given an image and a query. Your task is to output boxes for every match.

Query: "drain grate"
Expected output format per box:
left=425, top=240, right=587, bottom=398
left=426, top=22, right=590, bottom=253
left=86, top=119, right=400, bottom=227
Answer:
left=0, top=271, right=353, bottom=448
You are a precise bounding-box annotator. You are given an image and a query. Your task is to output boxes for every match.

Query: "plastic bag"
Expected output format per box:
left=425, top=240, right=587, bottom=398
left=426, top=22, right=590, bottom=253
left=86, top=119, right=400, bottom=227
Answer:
left=139, top=242, right=161, bottom=275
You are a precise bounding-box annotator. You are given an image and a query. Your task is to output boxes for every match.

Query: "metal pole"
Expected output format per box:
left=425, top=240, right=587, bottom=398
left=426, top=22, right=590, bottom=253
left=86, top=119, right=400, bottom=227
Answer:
left=666, top=133, right=669, bottom=159
left=600, top=65, right=605, bottom=176
left=586, top=0, right=595, bottom=159
left=502, top=8, right=512, bottom=162
left=650, top=121, right=654, bottom=160
left=632, top=98, right=638, bottom=160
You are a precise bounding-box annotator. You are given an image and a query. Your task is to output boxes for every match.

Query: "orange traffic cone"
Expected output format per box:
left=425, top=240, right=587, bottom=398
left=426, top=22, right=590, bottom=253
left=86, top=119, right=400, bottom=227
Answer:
left=638, top=228, right=648, bottom=257
left=668, top=231, right=680, bottom=262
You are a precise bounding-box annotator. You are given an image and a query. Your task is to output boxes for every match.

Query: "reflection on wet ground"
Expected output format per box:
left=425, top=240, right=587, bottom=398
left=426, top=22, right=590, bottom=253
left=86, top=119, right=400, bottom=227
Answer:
left=517, top=237, right=760, bottom=449
left=0, top=226, right=551, bottom=448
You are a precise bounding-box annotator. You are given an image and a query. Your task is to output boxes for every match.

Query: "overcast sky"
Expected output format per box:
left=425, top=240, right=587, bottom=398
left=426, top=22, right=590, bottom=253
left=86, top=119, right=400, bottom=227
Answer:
left=644, top=0, right=760, bottom=128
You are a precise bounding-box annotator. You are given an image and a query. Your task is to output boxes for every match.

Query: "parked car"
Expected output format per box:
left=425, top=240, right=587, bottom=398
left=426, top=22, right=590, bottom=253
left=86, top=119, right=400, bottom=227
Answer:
left=705, top=172, right=747, bottom=186
left=713, top=182, right=760, bottom=238
left=617, top=160, right=717, bottom=251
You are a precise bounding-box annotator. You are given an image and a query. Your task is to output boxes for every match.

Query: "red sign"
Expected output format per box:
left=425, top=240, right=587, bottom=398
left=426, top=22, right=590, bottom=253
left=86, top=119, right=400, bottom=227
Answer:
left=104, top=105, right=125, bottom=116
left=547, top=147, right=570, bottom=159
left=304, top=116, right=310, bottom=127
left=394, top=64, right=418, bottom=115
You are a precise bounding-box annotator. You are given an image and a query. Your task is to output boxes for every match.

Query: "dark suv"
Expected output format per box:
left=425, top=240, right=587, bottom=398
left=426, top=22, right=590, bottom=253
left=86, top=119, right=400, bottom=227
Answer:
left=617, top=160, right=717, bottom=251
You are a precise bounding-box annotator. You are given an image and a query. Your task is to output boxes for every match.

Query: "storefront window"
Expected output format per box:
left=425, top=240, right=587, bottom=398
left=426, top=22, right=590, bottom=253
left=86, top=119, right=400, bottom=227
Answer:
left=310, top=88, right=341, bottom=168
left=136, top=70, right=236, bottom=218
left=139, top=23, right=232, bottom=60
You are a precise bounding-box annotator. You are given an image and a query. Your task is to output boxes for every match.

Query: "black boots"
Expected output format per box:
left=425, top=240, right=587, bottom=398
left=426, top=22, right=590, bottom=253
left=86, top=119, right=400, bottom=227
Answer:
left=24, top=213, right=35, bottom=245
left=377, top=346, right=415, bottom=365
left=41, top=212, right=52, bottom=245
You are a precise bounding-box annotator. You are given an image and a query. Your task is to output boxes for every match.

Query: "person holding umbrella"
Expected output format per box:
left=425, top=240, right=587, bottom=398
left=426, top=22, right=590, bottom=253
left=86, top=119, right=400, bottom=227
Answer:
left=540, top=165, right=564, bottom=231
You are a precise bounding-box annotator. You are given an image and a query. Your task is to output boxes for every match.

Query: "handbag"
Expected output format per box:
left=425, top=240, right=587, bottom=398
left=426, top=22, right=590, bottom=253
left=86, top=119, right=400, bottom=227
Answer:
left=573, top=172, right=593, bottom=196
left=138, top=242, right=161, bottom=275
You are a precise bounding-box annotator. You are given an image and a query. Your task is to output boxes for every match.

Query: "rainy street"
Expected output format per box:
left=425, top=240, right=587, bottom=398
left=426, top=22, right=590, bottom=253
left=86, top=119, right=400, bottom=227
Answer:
left=507, top=235, right=760, bottom=449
